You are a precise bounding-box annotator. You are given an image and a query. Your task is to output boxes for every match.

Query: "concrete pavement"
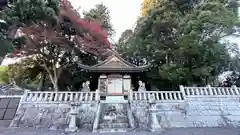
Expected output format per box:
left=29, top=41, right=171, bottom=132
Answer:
left=0, top=127, right=239, bottom=135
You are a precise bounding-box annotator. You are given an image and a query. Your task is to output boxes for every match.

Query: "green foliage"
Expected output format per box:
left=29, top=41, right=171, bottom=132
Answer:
left=119, top=0, right=239, bottom=88
left=6, top=57, right=49, bottom=90
left=0, top=0, right=60, bottom=54
left=1, top=0, right=60, bottom=26
left=0, top=66, right=9, bottom=84
left=0, top=21, right=14, bottom=56
left=0, top=38, right=13, bottom=57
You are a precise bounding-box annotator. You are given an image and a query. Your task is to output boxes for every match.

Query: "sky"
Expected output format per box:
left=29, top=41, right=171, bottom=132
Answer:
left=69, top=0, right=143, bottom=42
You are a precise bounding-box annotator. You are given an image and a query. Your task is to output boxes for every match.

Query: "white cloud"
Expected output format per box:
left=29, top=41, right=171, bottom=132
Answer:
left=69, top=0, right=142, bottom=42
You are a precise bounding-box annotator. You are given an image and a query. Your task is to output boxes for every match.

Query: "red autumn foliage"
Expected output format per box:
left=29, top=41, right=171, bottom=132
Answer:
left=11, top=0, right=112, bottom=57
left=59, top=0, right=112, bottom=49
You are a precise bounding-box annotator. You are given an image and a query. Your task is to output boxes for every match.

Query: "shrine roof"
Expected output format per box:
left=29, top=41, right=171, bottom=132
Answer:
left=78, top=51, right=150, bottom=72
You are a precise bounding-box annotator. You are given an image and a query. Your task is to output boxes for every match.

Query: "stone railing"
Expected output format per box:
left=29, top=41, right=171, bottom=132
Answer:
left=8, top=85, right=240, bottom=104
left=21, top=90, right=99, bottom=104
left=130, top=91, right=184, bottom=102
left=180, top=85, right=240, bottom=97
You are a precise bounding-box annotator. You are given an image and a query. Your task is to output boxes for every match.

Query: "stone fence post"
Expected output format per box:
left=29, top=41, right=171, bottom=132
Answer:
left=232, top=85, right=239, bottom=95
left=179, top=85, right=186, bottom=99
left=20, top=89, right=30, bottom=103
left=207, top=85, right=213, bottom=95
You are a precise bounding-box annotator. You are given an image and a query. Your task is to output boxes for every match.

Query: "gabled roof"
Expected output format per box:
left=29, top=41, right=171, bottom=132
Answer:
left=78, top=51, right=150, bottom=72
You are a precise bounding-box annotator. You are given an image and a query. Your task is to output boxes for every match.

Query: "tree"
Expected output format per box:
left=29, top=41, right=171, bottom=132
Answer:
left=140, top=0, right=157, bottom=17
left=1, top=0, right=112, bottom=91
left=120, top=0, right=239, bottom=88
left=83, top=3, right=115, bottom=36
left=118, top=29, right=133, bottom=46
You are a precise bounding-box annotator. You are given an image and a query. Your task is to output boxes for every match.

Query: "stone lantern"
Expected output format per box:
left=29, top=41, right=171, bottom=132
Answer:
left=65, top=102, right=81, bottom=133
left=148, top=94, right=163, bottom=132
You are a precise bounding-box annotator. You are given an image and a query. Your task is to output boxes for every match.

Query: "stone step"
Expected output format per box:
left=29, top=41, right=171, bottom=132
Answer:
left=99, top=122, right=129, bottom=129
left=100, top=119, right=129, bottom=123
left=100, top=115, right=129, bottom=123
left=97, top=128, right=133, bottom=133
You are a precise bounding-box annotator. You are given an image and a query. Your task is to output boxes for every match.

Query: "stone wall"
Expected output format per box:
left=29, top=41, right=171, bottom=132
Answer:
left=10, top=103, right=98, bottom=131
left=184, top=97, right=240, bottom=127
left=131, top=97, right=240, bottom=130
left=131, top=102, right=150, bottom=129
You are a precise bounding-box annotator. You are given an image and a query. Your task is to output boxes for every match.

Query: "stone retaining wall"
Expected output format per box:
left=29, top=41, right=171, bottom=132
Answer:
left=9, top=103, right=97, bottom=131
left=130, top=97, right=240, bottom=130
left=184, top=97, right=240, bottom=127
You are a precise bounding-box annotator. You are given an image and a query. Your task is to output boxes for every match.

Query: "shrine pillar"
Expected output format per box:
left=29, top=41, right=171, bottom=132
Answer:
left=123, top=75, right=131, bottom=95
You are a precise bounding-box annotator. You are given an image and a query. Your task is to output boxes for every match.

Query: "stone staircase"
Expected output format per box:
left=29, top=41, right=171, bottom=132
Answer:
left=97, top=103, right=132, bottom=132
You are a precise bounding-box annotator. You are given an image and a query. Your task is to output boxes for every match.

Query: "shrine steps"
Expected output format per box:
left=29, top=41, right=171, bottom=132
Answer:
left=94, top=103, right=135, bottom=132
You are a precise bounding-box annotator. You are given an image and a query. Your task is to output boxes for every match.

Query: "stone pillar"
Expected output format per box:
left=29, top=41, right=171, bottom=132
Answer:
left=129, top=89, right=133, bottom=102
left=123, top=75, right=131, bottom=94
left=95, top=89, right=100, bottom=102
left=65, top=102, right=80, bottom=133
left=92, top=103, right=101, bottom=132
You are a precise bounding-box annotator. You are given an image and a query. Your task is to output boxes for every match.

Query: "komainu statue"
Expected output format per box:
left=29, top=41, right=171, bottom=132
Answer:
left=138, top=80, right=146, bottom=91
left=81, top=81, right=90, bottom=92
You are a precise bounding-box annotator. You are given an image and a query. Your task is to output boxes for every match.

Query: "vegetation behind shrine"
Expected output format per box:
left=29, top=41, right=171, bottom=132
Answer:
left=118, top=0, right=240, bottom=88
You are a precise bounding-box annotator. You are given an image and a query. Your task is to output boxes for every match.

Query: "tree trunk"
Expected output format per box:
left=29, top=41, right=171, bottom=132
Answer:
left=39, top=72, right=46, bottom=91
left=43, top=62, right=63, bottom=92
left=53, top=79, right=59, bottom=91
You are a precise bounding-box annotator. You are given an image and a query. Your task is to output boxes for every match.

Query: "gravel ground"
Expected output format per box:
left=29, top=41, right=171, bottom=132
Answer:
left=0, top=127, right=240, bottom=135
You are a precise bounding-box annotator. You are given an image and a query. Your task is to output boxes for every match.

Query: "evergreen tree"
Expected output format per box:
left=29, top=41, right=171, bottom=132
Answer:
left=83, top=3, right=115, bottom=36
left=119, top=0, right=239, bottom=88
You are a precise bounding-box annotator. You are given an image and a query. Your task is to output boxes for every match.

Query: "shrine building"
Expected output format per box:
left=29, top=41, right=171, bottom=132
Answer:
left=78, top=51, right=150, bottom=98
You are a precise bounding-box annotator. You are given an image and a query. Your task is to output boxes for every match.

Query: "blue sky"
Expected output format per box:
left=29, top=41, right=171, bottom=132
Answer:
left=69, top=0, right=142, bottom=42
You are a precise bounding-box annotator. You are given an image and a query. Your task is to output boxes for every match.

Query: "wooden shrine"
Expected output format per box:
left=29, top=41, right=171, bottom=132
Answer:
left=78, top=51, right=150, bottom=96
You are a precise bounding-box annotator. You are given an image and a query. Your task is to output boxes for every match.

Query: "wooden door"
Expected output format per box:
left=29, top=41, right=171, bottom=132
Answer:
left=107, top=75, right=123, bottom=95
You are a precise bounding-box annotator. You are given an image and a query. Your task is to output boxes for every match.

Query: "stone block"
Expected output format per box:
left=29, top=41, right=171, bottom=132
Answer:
left=203, top=120, right=220, bottom=127
left=166, top=114, right=186, bottom=121
left=8, top=98, right=20, bottom=108
left=0, top=109, right=6, bottom=119
left=3, top=108, right=17, bottom=120
left=186, top=115, right=220, bottom=123
left=187, top=110, right=222, bottom=116
left=226, top=115, right=240, bottom=121
left=0, top=98, right=10, bottom=109
left=168, top=121, right=194, bottom=127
